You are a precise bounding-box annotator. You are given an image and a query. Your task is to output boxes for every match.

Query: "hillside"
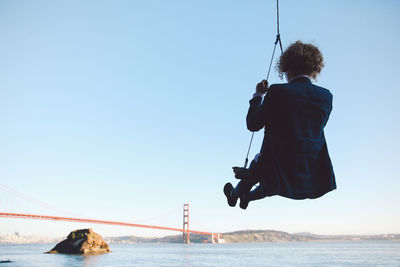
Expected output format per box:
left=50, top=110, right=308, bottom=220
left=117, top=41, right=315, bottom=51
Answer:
left=2, top=231, right=399, bottom=244
left=221, top=230, right=316, bottom=243
left=104, top=230, right=400, bottom=244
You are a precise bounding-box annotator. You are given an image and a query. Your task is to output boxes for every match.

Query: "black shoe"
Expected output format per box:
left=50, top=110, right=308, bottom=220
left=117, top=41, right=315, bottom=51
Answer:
left=239, top=195, right=249, bottom=210
left=223, top=183, right=237, bottom=207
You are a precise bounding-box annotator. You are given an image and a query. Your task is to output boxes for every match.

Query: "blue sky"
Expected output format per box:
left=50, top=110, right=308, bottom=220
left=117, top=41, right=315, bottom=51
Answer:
left=1, top=0, right=399, bottom=238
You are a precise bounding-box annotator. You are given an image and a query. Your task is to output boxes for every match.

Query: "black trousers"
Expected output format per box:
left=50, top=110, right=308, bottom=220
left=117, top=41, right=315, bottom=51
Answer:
left=232, top=157, right=266, bottom=201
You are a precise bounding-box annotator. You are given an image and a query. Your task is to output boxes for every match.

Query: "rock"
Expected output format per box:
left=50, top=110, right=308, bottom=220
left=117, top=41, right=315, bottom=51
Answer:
left=47, top=229, right=110, bottom=254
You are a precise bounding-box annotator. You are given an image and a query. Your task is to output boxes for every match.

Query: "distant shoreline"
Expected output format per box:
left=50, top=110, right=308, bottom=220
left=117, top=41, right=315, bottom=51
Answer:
left=1, top=230, right=399, bottom=244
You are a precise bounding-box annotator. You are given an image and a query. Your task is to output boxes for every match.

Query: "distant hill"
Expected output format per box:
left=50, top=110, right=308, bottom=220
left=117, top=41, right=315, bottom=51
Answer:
left=221, top=230, right=316, bottom=243
left=104, top=230, right=400, bottom=244
left=2, top=230, right=399, bottom=244
left=104, top=233, right=211, bottom=244
left=293, top=232, right=400, bottom=242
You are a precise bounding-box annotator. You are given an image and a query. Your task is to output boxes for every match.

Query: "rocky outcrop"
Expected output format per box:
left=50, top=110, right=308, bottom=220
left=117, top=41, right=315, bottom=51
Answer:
left=47, top=229, right=110, bottom=254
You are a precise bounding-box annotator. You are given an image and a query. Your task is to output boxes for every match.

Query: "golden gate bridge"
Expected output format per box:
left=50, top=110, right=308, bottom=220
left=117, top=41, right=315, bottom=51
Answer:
left=0, top=185, right=222, bottom=243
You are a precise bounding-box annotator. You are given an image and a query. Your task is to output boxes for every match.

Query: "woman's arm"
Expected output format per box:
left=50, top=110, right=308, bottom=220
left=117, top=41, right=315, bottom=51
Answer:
left=246, top=84, right=276, bottom=132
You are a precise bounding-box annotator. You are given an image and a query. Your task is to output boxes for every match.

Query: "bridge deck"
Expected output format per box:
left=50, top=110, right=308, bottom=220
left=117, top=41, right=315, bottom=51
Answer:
left=0, top=212, right=213, bottom=235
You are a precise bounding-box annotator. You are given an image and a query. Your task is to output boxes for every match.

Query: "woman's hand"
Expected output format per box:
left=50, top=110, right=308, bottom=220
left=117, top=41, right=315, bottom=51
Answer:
left=256, top=80, right=269, bottom=94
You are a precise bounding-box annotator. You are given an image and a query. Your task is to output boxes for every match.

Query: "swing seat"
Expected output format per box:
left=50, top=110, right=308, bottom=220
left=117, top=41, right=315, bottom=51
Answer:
left=232, top=167, right=258, bottom=182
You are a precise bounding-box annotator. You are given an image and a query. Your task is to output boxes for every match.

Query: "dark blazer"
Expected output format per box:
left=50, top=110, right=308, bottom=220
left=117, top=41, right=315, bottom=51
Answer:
left=247, top=77, right=336, bottom=199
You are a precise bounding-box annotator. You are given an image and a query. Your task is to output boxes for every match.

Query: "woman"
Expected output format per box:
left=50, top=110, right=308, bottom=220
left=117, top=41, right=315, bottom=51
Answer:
left=224, top=41, right=336, bottom=209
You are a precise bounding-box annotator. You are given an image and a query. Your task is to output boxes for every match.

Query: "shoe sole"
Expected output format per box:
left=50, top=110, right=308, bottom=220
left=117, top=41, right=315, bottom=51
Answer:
left=223, top=183, right=237, bottom=207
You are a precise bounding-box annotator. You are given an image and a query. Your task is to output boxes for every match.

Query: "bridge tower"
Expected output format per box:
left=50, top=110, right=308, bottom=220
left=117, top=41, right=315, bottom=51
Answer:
left=182, top=203, right=190, bottom=244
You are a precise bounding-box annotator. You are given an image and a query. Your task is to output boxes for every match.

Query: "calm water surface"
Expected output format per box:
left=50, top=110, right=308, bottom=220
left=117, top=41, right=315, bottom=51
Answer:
left=1, top=242, right=399, bottom=267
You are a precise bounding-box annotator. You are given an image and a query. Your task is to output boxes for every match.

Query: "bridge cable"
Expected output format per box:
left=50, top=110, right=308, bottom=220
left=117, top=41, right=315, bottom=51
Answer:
left=244, top=0, right=283, bottom=168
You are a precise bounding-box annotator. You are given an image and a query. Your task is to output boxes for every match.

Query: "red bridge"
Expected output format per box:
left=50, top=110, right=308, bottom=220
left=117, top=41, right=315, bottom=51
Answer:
left=0, top=204, right=222, bottom=244
left=0, top=185, right=221, bottom=243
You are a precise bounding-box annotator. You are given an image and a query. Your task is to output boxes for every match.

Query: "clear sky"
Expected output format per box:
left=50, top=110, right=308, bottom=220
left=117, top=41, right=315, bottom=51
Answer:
left=1, top=0, right=399, bottom=238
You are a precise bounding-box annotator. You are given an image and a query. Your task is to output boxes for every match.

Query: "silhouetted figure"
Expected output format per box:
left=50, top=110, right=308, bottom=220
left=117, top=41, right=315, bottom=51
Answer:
left=224, top=41, right=336, bottom=209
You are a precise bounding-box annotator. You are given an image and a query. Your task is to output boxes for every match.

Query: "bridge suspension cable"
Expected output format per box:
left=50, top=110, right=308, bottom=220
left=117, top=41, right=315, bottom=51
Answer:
left=0, top=212, right=213, bottom=236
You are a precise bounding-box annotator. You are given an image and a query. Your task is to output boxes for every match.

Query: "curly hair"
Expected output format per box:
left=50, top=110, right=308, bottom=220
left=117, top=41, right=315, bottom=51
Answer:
left=276, top=41, right=324, bottom=80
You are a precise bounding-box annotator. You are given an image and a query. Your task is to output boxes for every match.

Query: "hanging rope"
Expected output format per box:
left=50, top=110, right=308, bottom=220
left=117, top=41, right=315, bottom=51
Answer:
left=244, top=0, right=283, bottom=168
left=276, top=0, right=283, bottom=53
left=244, top=132, right=254, bottom=168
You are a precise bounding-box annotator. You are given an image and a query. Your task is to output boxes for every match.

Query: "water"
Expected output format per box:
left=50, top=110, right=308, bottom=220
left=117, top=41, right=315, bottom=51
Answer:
left=1, top=242, right=399, bottom=267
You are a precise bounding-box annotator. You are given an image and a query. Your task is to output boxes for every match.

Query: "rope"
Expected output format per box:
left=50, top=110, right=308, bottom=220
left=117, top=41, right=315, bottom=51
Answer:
left=276, top=0, right=283, bottom=53
left=244, top=132, right=254, bottom=168
left=267, top=0, right=283, bottom=81
left=244, top=0, right=283, bottom=168
left=266, top=39, right=278, bottom=81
